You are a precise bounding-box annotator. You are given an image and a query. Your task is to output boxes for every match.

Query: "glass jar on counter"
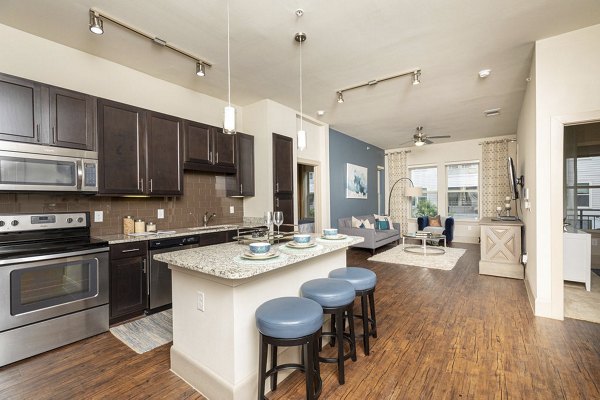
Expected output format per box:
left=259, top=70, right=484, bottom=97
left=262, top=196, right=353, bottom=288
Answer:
left=146, top=222, right=156, bottom=232
left=134, top=219, right=146, bottom=233
left=123, top=216, right=134, bottom=235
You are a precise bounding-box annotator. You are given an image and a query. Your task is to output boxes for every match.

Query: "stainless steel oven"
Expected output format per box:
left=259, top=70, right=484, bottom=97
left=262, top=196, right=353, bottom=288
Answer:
left=0, top=142, right=98, bottom=192
left=0, top=212, right=109, bottom=366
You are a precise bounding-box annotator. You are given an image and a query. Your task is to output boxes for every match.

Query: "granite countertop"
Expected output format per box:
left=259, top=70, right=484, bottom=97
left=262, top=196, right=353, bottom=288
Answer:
left=153, top=234, right=364, bottom=280
left=96, top=222, right=265, bottom=244
left=479, top=217, right=524, bottom=226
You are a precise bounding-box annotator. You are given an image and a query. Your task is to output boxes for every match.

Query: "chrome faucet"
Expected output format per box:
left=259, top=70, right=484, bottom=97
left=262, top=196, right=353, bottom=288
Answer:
left=203, top=212, right=216, bottom=227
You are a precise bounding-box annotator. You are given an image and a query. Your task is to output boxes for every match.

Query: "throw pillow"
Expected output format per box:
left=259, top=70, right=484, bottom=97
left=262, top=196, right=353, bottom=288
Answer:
left=351, top=216, right=362, bottom=228
left=373, top=214, right=392, bottom=230
left=363, top=219, right=374, bottom=229
left=429, top=215, right=442, bottom=227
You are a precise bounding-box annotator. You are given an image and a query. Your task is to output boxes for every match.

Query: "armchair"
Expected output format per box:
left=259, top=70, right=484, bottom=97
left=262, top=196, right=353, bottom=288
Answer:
left=417, top=216, right=454, bottom=243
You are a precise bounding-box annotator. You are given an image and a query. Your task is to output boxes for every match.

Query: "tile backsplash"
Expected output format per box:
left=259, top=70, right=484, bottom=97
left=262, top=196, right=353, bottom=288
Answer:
left=0, top=172, right=243, bottom=236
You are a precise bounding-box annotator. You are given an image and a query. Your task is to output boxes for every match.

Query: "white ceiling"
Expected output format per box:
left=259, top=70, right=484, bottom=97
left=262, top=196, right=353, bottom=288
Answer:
left=0, top=1, right=599, bottom=149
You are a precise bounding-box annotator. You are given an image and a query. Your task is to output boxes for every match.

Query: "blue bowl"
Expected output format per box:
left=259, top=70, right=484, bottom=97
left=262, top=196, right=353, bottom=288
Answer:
left=249, top=242, right=271, bottom=254
left=293, top=234, right=312, bottom=244
left=323, top=228, right=338, bottom=237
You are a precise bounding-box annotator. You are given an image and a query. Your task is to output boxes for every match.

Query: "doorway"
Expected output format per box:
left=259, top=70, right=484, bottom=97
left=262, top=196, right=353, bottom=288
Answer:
left=297, top=163, right=316, bottom=233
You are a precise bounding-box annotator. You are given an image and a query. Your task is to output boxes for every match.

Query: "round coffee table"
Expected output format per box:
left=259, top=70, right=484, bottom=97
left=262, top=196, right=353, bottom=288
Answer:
left=402, top=232, right=446, bottom=255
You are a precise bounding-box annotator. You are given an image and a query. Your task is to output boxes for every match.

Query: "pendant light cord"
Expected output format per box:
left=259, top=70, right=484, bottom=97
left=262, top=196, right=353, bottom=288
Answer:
left=227, top=0, right=231, bottom=107
left=299, top=36, right=303, bottom=131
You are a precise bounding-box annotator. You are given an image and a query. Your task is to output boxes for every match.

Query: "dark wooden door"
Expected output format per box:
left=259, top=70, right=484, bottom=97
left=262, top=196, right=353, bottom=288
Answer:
left=214, top=131, right=236, bottom=168
left=109, top=255, right=147, bottom=322
left=147, top=112, right=183, bottom=195
left=49, top=86, right=95, bottom=150
left=0, top=74, right=42, bottom=144
left=98, top=99, right=146, bottom=195
left=184, top=120, right=212, bottom=166
left=274, top=193, right=294, bottom=232
left=273, top=133, right=294, bottom=194
left=227, top=132, right=254, bottom=197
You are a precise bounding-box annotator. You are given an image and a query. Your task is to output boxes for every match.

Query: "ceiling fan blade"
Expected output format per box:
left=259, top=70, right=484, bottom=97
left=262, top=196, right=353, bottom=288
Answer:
left=424, top=139, right=434, bottom=144
left=427, top=135, right=451, bottom=139
left=399, top=139, right=415, bottom=147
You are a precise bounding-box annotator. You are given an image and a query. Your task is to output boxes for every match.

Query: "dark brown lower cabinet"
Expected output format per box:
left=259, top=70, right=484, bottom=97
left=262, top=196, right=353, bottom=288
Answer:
left=109, top=243, right=148, bottom=324
left=275, top=194, right=294, bottom=232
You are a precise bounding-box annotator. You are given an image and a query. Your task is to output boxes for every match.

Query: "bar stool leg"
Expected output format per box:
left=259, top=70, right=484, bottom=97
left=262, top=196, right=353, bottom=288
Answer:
left=258, top=336, right=267, bottom=400
left=270, top=345, right=278, bottom=391
left=335, top=310, right=345, bottom=384
left=360, top=294, right=370, bottom=355
left=347, top=306, right=357, bottom=362
left=304, top=339, right=314, bottom=399
left=329, top=316, right=336, bottom=347
left=368, top=291, right=377, bottom=338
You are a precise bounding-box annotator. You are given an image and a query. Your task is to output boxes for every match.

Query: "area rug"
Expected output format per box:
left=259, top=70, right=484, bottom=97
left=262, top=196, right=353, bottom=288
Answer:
left=368, top=245, right=466, bottom=271
left=110, top=309, right=172, bottom=354
left=564, top=272, right=600, bottom=324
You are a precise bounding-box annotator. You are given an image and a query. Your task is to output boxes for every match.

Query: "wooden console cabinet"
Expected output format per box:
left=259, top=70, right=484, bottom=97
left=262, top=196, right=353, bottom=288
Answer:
left=479, top=217, right=524, bottom=279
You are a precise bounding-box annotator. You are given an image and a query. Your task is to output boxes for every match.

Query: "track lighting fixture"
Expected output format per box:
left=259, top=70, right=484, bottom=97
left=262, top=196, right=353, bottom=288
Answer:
left=87, top=8, right=211, bottom=77
left=336, top=68, right=421, bottom=103
left=89, top=10, right=103, bottom=35
left=412, top=70, right=421, bottom=85
left=196, top=62, right=205, bottom=77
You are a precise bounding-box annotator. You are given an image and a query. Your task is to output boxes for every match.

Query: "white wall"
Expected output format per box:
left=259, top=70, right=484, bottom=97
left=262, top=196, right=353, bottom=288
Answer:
left=386, top=135, right=516, bottom=244
left=521, top=23, right=600, bottom=319
left=241, top=99, right=330, bottom=232
left=0, top=23, right=232, bottom=126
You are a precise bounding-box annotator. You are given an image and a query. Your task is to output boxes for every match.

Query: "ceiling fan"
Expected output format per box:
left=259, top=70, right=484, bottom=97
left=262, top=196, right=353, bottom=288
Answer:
left=400, top=126, right=451, bottom=147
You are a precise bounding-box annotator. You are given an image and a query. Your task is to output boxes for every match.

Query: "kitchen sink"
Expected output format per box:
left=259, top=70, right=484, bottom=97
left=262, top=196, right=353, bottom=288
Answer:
left=187, top=224, right=239, bottom=231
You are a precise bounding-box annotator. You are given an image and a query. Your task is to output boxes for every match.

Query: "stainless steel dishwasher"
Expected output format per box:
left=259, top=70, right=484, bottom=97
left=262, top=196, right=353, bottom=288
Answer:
left=147, top=235, right=200, bottom=312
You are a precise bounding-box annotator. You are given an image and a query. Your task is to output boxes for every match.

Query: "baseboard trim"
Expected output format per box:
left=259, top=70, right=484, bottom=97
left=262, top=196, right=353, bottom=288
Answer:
left=524, top=274, right=535, bottom=314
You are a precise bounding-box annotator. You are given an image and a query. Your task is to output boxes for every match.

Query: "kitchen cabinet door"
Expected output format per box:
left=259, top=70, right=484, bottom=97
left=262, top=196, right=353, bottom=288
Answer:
left=48, top=86, right=95, bottom=150
left=147, top=112, right=183, bottom=195
left=0, top=74, right=42, bottom=144
left=227, top=132, right=254, bottom=197
left=109, top=254, right=147, bottom=323
left=273, top=133, right=294, bottom=194
left=184, top=120, right=212, bottom=167
left=214, top=131, right=236, bottom=168
left=274, top=193, right=294, bottom=232
left=98, top=99, right=146, bottom=195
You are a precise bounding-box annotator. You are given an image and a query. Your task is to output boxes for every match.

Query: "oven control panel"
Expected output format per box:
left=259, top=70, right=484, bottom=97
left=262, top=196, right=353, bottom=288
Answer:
left=0, top=212, right=89, bottom=232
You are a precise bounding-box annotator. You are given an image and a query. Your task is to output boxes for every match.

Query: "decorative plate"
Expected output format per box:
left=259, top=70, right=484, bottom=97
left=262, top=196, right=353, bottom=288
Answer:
left=319, top=234, right=348, bottom=240
left=286, top=241, right=317, bottom=249
left=240, top=251, right=279, bottom=260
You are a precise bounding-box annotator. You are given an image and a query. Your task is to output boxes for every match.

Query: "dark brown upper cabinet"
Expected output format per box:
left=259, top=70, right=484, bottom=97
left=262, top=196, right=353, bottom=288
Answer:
left=97, top=99, right=183, bottom=196
left=48, top=86, right=95, bottom=150
left=273, top=133, right=294, bottom=194
left=184, top=121, right=236, bottom=173
left=226, top=132, right=255, bottom=197
left=0, top=73, right=95, bottom=150
left=0, top=74, right=42, bottom=144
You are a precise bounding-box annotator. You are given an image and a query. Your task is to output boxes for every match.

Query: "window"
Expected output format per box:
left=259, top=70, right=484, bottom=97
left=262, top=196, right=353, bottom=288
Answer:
left=409, top=166, right=438, bottom=217
left=447, top=162, right=479, bottom=220
left=577, top=183, right=590, bottom=207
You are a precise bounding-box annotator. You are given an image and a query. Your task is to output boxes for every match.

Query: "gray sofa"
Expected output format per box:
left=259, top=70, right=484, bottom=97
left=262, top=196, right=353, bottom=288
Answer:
left=337, top=215, right=400, bottom=255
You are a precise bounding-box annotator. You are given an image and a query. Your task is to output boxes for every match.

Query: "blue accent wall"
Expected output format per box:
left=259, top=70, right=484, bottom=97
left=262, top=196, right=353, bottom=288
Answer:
left=329, top=129, right=385, bottom=228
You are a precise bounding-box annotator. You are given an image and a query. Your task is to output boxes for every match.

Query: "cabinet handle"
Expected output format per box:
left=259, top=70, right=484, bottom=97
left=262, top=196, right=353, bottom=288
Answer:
left=52, top=126, right=56, bottom=144
left=140, top=179, right=144, bottom=192
left=36, top=124, right=40, bottom=142
left=276, top=197, right=279, bottom=208
left=149, top=178, right=153, bottom=193
left=240, top=184, right=243, bottom=194
left=209, top=151, right=213, bottom=163
left=276, top=182, right=279, bottom=193
left=122, top=248, right=140, bottom=253
left=216, top=152, right=219, bottom=164
left=142, top=258, right=147, bottom=274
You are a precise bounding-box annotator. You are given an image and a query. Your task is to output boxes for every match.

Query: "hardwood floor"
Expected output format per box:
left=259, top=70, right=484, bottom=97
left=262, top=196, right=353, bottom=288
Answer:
left=1, top=243, right=599, bottom=399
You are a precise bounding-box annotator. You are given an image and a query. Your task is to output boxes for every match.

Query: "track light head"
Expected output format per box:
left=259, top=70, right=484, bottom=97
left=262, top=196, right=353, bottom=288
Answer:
left=337, top=91, right=344, bottom=103
left=412, top=70, right=421, bottom=85
left=196, top=62, right=205, bottom=77
left=89, top=10, right=103, bottom=35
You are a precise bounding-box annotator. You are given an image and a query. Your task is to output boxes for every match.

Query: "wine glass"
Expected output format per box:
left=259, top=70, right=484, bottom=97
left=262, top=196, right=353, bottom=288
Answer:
left=264, top=211, right=273, bottom=234
left=274, top=211, right=284, bottom=236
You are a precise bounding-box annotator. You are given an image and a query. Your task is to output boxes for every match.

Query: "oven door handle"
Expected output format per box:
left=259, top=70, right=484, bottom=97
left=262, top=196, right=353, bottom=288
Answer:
left=0, top=247, right=110, bottom=266
left=76, top=160, right=83, bottom=190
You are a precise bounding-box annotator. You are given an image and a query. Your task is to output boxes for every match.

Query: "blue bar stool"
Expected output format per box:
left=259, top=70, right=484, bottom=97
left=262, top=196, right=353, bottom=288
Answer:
left=255, top=297, right=323, bottom=400
left=300, top=278, right=357, bottom=385
left=329, top=267, right=377, bottom=355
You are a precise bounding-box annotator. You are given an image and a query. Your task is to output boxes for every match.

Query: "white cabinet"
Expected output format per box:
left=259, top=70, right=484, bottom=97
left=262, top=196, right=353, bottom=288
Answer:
left=563, top=229, right=591, bottom=291
left=479, top=218, right=524, bottom=279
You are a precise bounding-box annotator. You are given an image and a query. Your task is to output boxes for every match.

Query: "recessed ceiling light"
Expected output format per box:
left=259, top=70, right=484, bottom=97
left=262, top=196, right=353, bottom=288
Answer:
left=484, top=108, right=501, bottom=117
left=317, top=110, right=325, bottom=116
left=479, top=69, right=491, bottom=78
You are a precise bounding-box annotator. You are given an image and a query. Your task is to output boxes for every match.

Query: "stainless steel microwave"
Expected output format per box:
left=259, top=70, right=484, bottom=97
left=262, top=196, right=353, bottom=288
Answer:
left=0, top=142, right=98, bottom=192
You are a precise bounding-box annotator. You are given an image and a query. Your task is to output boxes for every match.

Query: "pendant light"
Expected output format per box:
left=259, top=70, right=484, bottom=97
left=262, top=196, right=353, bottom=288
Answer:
left=295, top=32, right=307, bottom=151
left=223, top=0, right=236, bottom=134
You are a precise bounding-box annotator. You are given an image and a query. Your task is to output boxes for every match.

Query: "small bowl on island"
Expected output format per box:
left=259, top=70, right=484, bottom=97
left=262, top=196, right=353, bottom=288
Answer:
left=323, top=228, right=338, bottom=238
left=249, top=242, right=271, bottom=255
left=293, top=234, right=312, bottom=244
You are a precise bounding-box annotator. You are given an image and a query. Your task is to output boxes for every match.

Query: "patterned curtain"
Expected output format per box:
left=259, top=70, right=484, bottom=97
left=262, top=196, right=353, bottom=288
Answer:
left=481, top=140, right=510, bottom=217
left=387, top=151, right=409, bottom=233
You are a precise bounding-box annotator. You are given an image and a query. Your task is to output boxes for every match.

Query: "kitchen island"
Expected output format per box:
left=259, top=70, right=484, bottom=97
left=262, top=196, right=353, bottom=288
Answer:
left=154, top=234, right=363, bottom=400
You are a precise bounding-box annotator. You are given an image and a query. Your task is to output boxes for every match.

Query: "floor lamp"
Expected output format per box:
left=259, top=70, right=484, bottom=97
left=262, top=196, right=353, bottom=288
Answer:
left=387, top=177, right=423, bottom=216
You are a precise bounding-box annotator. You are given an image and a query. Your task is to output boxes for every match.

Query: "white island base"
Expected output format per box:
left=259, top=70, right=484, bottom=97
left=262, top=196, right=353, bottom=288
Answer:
left=161, top=240, right=360, bottom=400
